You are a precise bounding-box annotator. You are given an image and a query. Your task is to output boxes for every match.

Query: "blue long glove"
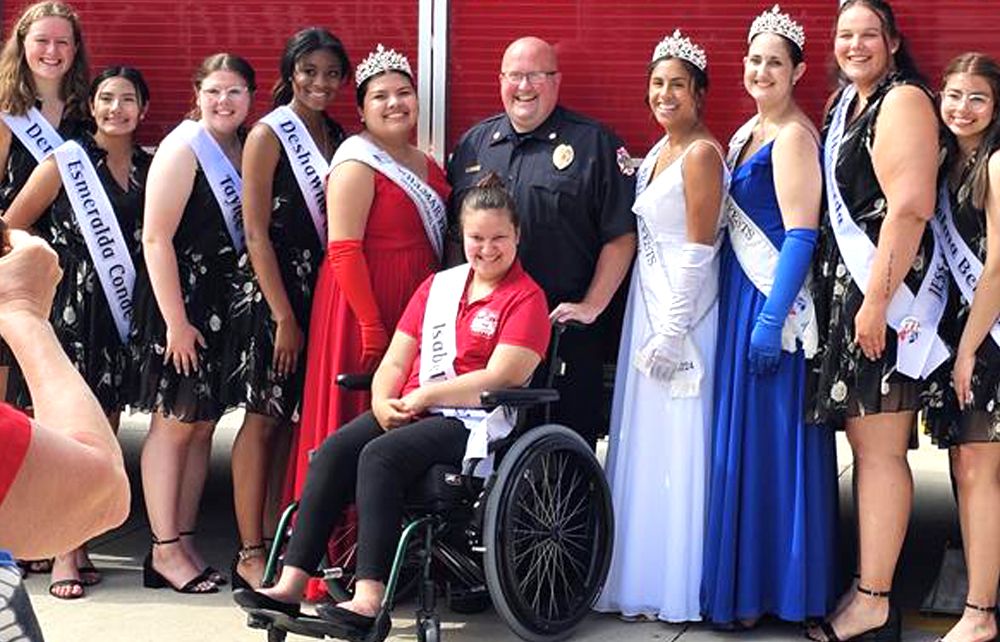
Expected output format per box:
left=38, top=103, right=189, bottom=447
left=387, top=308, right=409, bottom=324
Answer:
left=748, top=227, right=818, bottom=375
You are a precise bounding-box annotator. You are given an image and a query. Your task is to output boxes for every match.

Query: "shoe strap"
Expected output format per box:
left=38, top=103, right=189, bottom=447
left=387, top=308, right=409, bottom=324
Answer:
left=151, top=536, right=181, bottom=546
left=857, top=585, right=891, bottom=599
left=178, top=530, right=196, bottom=537
left=965, top=601, right=998, bottom=613
left=238, top=544, right=266, bottom=562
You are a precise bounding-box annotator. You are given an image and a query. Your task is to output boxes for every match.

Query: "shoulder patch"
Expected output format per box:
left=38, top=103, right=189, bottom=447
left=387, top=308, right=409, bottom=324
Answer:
left=616, top=146, right=636, bottom=176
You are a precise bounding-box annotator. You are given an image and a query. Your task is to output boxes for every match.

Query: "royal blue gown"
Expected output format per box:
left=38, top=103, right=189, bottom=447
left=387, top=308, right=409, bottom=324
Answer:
left=701, top=141, right=838, bottom=624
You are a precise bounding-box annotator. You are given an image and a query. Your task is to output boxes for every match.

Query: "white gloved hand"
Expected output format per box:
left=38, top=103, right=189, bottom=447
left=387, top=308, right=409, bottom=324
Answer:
left=633, top=332, right=685, bottom=381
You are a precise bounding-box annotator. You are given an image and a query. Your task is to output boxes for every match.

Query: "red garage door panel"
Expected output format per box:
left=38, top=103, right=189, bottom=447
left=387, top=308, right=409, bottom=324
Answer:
left=446, top=1, right=1000, bottom=156
left=3, top=0, right=420, bottom=145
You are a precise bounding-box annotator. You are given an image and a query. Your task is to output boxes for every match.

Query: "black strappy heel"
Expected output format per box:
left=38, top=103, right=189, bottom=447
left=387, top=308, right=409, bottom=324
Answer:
left=934, top=602, right=999, bottom=642
left=142, top=536, right=219, bottom=594
left=808, top=586, right=900, bottom=642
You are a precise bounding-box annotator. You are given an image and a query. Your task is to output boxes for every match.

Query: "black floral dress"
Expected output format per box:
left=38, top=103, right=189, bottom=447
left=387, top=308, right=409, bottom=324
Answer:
left=222, top=116, right=345, bottom=422
left=7, top=135, right=150, bottom=413
left=128, top=165, right=241, bottom=423
left=924, top=173, right=1000, bottom=446
left=807, top=73, right=940, bottom=428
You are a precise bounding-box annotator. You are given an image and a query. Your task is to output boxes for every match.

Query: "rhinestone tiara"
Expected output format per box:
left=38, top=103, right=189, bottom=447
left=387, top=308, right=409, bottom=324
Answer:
left=748, top=4, right=806, bottom=50
left=652, top=29, right=707, bottom=71
left=355, top=43, right=412, bottom=87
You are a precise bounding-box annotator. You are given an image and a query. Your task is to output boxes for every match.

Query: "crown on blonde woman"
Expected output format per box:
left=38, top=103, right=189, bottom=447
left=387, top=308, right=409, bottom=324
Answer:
left=748, top=4, right=806, bottom=50
left=355, top=44, right=412, bottom=87
left=652, top=29, right=707, bottom=71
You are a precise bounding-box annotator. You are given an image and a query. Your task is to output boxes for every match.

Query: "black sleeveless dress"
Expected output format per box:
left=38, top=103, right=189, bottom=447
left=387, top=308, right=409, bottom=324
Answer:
left=7, top=134, right=150, bottom=413
left=807, top=72, right=940, bottom=428
left=924, top=165, right=1000, bottom=446
left=222, top=116, right=345, bottom=421
left=128, top=164, right=241, bottom=423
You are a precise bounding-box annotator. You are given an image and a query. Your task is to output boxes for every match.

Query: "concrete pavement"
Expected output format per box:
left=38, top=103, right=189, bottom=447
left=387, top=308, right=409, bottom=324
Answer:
left=22, top=412, right=961, bottom=642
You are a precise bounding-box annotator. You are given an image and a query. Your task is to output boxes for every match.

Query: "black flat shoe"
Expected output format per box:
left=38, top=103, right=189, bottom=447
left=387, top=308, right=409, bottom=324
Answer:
left=233, top=588, right=301, bottom=619
left=316, top=603, right=376, bottom=631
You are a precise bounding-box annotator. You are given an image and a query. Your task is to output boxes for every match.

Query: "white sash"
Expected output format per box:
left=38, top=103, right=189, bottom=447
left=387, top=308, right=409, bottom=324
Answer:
left=1, top=107, right=64, bottom=163
left=824, top=84, right=950, bottom=378
left=52, top=141, right=135, bottom=344
left=165, top=120, right=245, bottom=252
left=632, top=137, right=715, bottom=397
left=930, top=184, right=1000, bottom=349
left=259, top=106, right=329, bottom=243
left=331, top=135, right=445, bottom=260
left=419, top=263, right=515, bottom=477
left=723, top=116, right=819, bottom=357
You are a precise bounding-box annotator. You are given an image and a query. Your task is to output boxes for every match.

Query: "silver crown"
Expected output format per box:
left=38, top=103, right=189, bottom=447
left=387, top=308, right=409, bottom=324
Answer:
left=355, top=44, right=412, bottom=87
left=652, top=29, right=707, bottom=71
left=748, top=4, right=806, bottom=50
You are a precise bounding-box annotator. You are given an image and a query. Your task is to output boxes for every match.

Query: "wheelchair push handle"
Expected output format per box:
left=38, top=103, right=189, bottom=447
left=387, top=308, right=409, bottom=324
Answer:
left=335, top=372, right=374, bottom=390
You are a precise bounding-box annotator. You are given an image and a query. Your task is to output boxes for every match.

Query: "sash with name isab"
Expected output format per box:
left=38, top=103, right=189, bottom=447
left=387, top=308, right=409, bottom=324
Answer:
left=165, top=120, right=245, bottom=252
left=331, top=135, right=445, bottom=260
left=824, top=84, right=949, bottom=378
left=419, top=263, right=515, bottom=477
left=259, top=106, right=329, bottom=243
left=722, top=116, right=818, bottom=357
left=53, top=141, right=135, bottom=343
left=1, top=107, right=64, bottom=162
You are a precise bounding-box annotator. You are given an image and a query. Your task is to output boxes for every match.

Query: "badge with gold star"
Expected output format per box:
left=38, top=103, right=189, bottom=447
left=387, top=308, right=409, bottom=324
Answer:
left=552, top=144, right=574, bottom=170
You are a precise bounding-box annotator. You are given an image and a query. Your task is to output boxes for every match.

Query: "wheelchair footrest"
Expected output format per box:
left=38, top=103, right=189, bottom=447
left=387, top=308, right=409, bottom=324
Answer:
left=243, top=609, right=382, bottom=642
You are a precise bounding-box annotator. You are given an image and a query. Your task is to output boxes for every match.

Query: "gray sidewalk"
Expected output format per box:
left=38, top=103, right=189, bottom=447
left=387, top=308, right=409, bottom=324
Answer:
left=23, top=413, right=958, bottom=641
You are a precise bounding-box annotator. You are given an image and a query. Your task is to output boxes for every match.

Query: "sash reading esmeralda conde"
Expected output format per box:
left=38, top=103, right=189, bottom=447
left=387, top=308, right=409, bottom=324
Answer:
left=929, top=183, right=1000, bottom=349
left=52, top=141, right=135, bottom=343
left=1, top=107, right=64, bottom=162
left=165, top=120, right=245, bottom=252
left=632, top=136, right=718, bottom=397
left=723, top=116, right=819, bottom=357
left=259, top=106, right=329, bottom=243
left=331, top=135, right=445, bottom=260
left=419, top=263, right=515, bottom=478
left=825, top=84, right=950, bottom=378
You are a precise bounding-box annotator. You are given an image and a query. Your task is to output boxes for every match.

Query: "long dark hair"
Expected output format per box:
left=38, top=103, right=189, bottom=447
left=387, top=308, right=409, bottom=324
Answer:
left=835, top=0, right=923, bottom=83
left=272, top=27, right=350, bottom=109
left=942, top=52, right=1000, bottom=210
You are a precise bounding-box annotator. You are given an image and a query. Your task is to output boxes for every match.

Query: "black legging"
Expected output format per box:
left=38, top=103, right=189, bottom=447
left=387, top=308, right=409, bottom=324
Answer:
left=283, top=411, right=467, bottom=581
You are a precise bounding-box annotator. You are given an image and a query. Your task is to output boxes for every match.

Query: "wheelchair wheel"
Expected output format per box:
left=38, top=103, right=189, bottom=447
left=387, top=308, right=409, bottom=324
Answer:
left=483, top=424, right=613, bottom=642
left=416, top=615, right=440, bottom=642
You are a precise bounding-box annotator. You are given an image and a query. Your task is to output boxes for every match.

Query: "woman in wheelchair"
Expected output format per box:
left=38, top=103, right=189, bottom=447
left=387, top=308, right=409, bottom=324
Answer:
left=234, top=173, right=550, bottom=630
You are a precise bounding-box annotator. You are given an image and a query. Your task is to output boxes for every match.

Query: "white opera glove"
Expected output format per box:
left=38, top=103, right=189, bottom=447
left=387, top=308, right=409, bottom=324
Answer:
left=633, top=332, right=685, bottom=381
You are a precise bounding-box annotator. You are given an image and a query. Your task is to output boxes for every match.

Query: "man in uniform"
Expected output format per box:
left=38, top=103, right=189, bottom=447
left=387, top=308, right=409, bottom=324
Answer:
left=448, top=36, right=636, bottom=448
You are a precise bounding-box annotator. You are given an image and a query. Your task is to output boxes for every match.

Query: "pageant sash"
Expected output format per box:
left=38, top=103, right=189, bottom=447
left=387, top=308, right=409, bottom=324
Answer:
left=419, top=263, right=515, bottom=477
left=167, top=120, right=245, bottom=252
left=1, top=107, right=63, bottom=163
left=259, top=106, right=329, bottom=243
left=929, top=184, right=1000, bottom=349
left=331, top=135, right=445, bottom=260
left=52, top=141, right=135, bottom=343
left=824, top=84, right=949, bottom=378
left=723, top=117, right=818, bottom=357
left=632, top=137, right=712, bottom=397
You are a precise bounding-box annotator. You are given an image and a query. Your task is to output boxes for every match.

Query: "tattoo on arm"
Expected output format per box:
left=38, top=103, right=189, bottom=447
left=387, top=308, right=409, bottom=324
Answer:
left=884, top=250, right=894, bottom=297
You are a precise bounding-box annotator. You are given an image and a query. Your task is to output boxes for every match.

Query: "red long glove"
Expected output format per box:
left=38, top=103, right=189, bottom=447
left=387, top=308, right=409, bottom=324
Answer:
left=327, top=239, right=388, bottom=372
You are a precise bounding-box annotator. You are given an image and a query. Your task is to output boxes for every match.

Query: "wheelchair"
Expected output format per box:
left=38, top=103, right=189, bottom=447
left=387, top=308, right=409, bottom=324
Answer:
left=241, top=323, right=615, bottom=642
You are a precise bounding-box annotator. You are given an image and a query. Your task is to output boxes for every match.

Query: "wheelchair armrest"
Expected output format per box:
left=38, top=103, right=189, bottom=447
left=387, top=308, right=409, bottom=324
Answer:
left=479, top=388, right=560, bottom=410
left=335, top=373, right=373, bottom=390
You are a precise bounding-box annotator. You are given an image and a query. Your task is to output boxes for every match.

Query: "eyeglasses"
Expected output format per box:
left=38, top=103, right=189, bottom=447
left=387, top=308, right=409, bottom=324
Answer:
left=500, top=71, right=558, bottom=86
left=942, top=90, right=993, bottom=112
left=200, top=86, right=250, bottom=101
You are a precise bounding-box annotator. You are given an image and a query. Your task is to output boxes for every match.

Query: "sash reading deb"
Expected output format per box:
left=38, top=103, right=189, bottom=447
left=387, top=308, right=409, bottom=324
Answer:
left=824, top=84, right=949, bottom=379
left=259, top=106, right=329, bottom=244
left=52, top=140, right=135, bottom=344
left=419, top=263, right=515, bottom=478
left=1, top=107, right=64, bottom=164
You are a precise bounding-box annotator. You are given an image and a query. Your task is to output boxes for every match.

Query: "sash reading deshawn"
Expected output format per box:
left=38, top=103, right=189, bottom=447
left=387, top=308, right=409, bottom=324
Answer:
left=824, top=84, right=950, bottom=379
left=331, top=135, right=446, bottom=260
left=259, top=106, right=329, bottom=243
left=165, top=120, right=245, bottom=252
left=1, top=107, right=64, bottom=163
left=52, top=140, right=135, bottom=344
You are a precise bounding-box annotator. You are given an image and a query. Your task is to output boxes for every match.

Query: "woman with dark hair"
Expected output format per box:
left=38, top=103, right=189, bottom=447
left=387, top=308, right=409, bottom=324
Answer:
left=925, top=51, right=1000, bottom=642
left=2, top=65, right=151, bottom=599
left=595, top=30, right=726, bottom=623
left=287, top=44, right=448, bottom=539
left=702, top=5, right=836, bottom=628
left=130, top=53, right=255, bottom=594
left=227, top=27, right=348, bottom=590
left=807, top=1, right=944, bottom=640
left=234, top=174, right=549, bottom=630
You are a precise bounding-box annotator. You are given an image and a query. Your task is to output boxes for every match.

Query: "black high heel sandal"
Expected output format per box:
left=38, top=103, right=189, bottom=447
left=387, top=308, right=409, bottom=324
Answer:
left=934, top=602, right=999, bottom=642
left=231, top=543, right=266, bottom=592
left=179, top=530, right=227, bottom=586
left=142, top=536, right=219, bottom=594
left=808, top=585, right=900, bottom=642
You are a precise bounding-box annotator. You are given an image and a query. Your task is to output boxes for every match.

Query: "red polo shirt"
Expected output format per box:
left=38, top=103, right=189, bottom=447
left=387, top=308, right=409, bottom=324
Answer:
left=396, top=260, right=550, bottom=396
left=0, top=403, right=31, bottom=507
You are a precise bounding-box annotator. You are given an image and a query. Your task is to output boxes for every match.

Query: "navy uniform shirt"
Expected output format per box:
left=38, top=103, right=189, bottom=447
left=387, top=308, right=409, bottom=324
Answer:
left=448, top=106, right=636, bottom=306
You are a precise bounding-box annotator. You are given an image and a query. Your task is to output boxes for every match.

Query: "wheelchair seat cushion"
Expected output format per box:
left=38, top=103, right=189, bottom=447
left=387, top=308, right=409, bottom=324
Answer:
left=404, top=463, right=479, bottom=513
